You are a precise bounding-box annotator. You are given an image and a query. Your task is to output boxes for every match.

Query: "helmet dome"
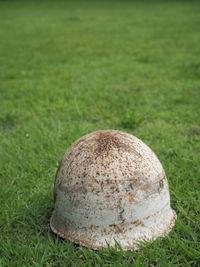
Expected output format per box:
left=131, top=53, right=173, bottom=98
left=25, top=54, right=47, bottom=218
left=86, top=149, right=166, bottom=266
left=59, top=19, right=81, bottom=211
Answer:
left=50, top=130, right=176, bottom=250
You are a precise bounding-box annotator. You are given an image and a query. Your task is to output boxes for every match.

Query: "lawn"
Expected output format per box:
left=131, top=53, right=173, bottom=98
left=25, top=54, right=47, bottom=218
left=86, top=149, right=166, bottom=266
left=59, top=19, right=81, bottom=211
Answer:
left=0, top=0, right=200, bottom=266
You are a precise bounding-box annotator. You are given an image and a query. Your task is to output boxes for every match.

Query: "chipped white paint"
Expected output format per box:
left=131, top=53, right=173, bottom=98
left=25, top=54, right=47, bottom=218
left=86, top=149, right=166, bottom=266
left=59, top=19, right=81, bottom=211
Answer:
left=50, top=130, right=176, bottom=250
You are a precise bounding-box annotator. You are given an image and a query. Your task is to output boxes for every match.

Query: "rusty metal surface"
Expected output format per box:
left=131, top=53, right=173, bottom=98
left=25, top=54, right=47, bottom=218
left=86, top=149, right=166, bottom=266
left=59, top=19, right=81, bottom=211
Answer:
left=50, top=130, right=176, bottom=250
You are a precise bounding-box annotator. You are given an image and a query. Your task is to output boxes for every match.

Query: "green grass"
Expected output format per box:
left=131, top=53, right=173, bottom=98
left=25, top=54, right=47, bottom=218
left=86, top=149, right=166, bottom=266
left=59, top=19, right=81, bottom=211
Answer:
left=0, top=0, right=200, bottom=266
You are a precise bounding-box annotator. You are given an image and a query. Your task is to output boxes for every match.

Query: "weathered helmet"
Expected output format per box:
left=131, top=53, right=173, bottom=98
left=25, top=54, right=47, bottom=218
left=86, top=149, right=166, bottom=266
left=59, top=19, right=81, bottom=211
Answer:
left=50, top=130, right=176, bottom=250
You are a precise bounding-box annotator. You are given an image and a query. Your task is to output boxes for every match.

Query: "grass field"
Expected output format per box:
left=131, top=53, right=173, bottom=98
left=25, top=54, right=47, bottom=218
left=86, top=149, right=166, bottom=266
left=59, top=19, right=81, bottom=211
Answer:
left=0, top=0, right=200, bottom=266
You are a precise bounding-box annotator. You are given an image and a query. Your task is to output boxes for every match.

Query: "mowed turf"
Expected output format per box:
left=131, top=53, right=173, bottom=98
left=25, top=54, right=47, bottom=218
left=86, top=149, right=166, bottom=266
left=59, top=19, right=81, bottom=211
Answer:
left=0, top=0, right=200, bottom=266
